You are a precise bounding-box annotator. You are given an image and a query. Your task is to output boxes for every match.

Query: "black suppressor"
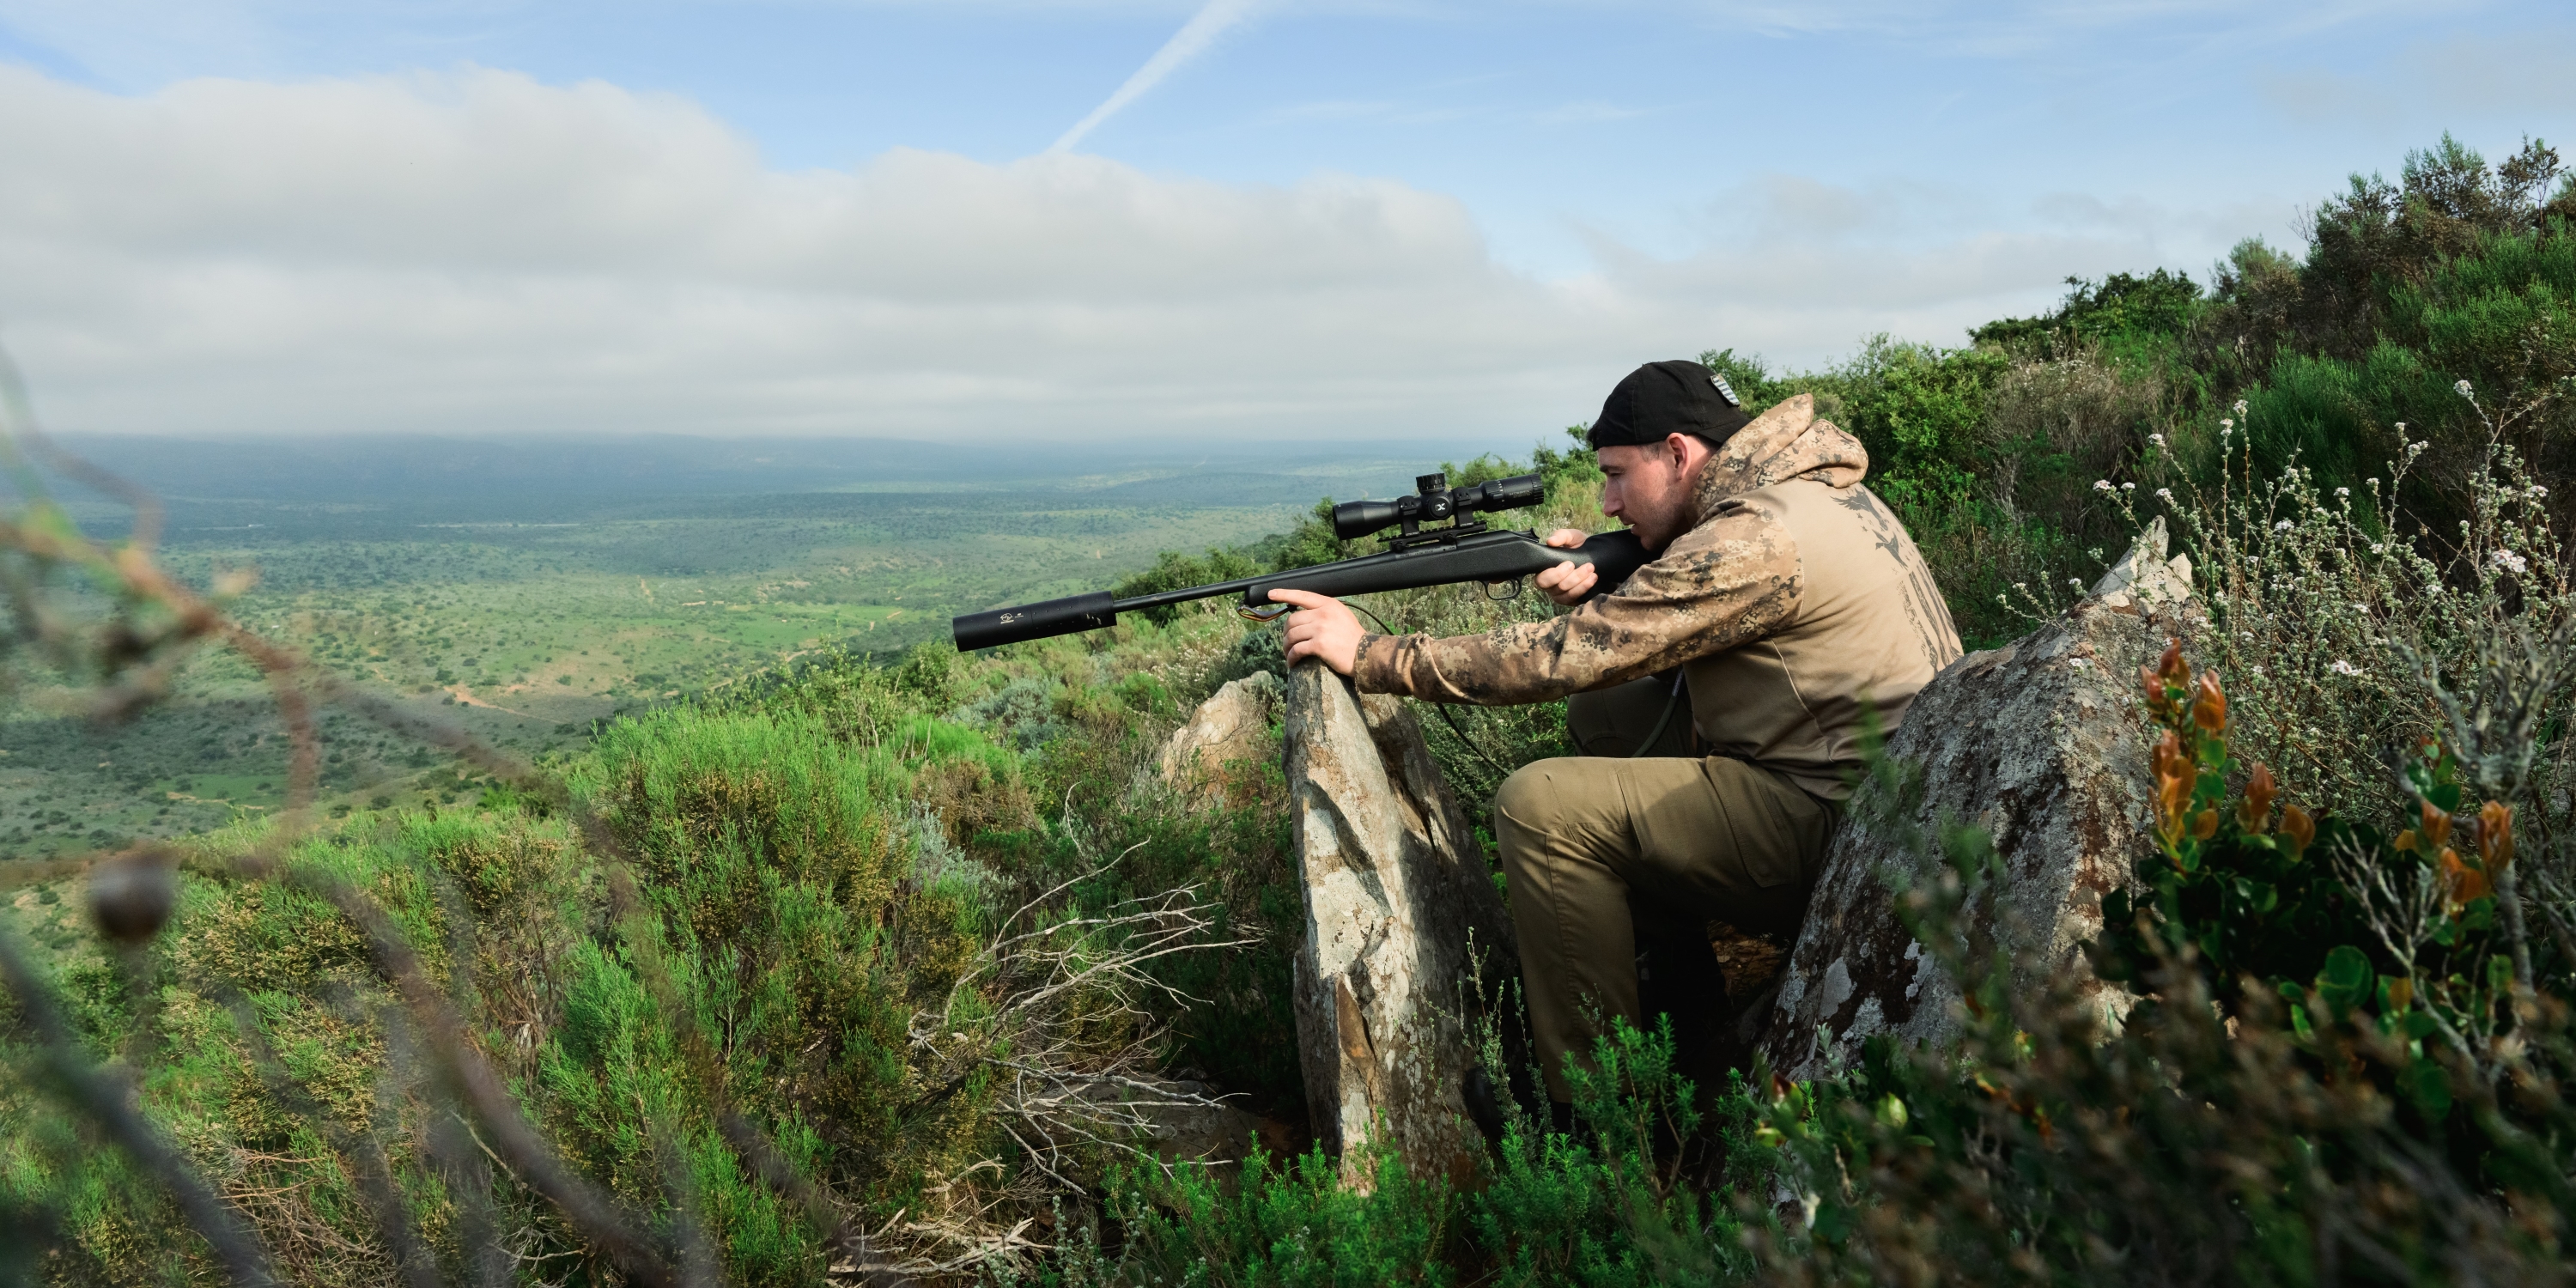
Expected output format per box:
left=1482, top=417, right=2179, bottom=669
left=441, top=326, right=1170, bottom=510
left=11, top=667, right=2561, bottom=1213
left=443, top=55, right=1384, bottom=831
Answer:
left=1332, top=471, right=1546, bottom=541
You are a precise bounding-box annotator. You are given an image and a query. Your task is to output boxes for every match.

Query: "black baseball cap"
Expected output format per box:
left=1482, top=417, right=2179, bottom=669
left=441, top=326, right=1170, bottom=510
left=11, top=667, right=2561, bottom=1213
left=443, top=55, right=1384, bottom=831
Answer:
left=1585, top=361, right=1752, bottom=450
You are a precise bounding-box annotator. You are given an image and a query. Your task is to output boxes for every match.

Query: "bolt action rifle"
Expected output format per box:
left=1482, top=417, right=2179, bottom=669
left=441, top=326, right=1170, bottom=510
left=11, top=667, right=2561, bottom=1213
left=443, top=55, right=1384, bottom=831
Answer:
left=952, top=471, right=1649, bottom=651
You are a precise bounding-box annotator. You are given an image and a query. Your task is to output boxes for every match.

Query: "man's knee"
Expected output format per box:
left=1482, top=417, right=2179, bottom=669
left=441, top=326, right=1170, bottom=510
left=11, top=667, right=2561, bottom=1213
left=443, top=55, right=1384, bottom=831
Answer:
left=1492, top=759, right=1573, bottom=854
left=1493, top=760, right=1576, bottom=894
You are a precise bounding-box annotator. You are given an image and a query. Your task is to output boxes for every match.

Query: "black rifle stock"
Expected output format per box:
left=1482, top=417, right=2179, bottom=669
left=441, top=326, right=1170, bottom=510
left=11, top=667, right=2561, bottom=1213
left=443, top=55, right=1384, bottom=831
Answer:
left=951, top=471, right=1650, bottom=652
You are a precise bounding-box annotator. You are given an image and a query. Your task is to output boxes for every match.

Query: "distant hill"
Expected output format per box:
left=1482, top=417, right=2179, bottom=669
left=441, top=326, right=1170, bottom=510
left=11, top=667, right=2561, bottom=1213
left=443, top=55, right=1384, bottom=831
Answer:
left=39, top=432, right=1455, bottom=509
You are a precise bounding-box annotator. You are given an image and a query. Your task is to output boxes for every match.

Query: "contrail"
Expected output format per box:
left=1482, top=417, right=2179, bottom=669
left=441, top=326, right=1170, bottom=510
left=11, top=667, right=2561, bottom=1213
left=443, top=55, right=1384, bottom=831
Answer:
left=1048, top=0, right=1263, bottom=154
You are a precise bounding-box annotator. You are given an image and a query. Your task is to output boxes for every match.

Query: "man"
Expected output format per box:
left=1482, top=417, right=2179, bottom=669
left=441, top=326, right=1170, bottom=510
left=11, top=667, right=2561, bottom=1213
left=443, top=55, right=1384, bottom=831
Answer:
left=1268, top=359, right=1962, bottom=1116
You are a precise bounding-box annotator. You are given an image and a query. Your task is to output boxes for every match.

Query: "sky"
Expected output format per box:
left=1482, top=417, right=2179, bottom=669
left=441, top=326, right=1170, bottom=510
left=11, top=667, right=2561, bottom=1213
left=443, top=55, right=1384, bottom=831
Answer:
left=0, top=1, right=2571, bottom=445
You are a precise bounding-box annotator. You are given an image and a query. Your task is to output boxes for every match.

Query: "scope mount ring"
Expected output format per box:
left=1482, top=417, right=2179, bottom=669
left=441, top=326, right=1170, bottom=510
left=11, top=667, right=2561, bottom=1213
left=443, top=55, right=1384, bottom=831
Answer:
left=1385, top=518, right=1487, bottom=553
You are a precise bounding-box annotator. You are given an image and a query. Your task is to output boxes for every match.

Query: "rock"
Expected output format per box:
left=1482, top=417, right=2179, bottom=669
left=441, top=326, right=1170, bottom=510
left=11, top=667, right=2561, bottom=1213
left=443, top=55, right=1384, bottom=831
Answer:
left=1762, top=519, right=2201, bottom=1080
left=1132, top=1078, right=1269, bottom=1167
left=1042, top=1076, right=1268, bottom=1178
left=1157, top=671, right=1283, bottom=791
left=1282, top=662, right=1516, bottom=1188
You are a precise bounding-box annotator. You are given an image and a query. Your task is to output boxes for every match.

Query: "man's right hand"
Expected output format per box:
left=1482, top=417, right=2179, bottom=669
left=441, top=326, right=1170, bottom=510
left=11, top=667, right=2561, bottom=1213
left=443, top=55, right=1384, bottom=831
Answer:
left=1534, top=528, right=1598, bottom=606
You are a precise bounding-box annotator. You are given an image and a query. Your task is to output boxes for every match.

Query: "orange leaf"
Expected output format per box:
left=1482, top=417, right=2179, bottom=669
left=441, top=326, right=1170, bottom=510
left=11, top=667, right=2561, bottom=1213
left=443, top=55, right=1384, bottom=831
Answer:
left=2421, top=799, right=2452, bottom=852
left=2192, top=671, right=2227, bottom=734
left=2238, top=763, right=2276, bottom=835
left=2191, top=809, right=2219, bottom=840
left=2440, top=848, right=2488, bottom=907
left=2458, top=867, right=2489, bottom=904
left=2394, top=829, right=2418, bottom=854
left=2281, top=805, right=2315, bottom=857
left=2152, top=731, right=2194, bottom=841
left=2480, top=800, right=2514, bottom=872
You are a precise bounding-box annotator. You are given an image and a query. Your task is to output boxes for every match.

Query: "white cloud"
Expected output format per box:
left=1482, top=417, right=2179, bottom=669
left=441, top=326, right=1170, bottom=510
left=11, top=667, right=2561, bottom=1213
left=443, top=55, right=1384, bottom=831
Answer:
left=0, top=65, right=2223, bottom=443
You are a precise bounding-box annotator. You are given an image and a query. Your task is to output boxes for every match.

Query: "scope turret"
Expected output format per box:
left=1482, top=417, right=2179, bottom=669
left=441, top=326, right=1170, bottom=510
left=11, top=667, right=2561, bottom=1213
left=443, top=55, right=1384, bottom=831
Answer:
left=1332, top=471, right=1545, bottom=541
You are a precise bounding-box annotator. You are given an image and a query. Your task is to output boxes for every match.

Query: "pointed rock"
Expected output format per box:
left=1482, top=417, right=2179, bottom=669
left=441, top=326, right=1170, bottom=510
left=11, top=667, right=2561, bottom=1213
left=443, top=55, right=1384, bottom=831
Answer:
left=1157, top=671, right=1283, bottom=793
left=1281, top=661, right=1515, bottom=1188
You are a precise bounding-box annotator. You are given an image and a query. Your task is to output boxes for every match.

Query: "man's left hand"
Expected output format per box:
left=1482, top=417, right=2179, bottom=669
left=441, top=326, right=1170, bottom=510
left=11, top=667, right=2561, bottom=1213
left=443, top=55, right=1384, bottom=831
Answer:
left=1269, top=588, right=1364, bottom=677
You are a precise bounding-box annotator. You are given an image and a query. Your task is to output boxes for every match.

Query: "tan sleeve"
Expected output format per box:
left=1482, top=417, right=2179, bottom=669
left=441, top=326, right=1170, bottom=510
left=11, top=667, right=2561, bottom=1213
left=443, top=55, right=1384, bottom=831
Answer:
left=1352, top=500, right=1802, bottom=704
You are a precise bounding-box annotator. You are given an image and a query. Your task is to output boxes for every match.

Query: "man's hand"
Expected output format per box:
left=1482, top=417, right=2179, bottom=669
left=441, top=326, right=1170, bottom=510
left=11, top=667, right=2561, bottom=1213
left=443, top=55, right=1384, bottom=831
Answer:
left=1533, top=528, right=1598, bottom=606
left=1271, top=588, right=1364, bottom=677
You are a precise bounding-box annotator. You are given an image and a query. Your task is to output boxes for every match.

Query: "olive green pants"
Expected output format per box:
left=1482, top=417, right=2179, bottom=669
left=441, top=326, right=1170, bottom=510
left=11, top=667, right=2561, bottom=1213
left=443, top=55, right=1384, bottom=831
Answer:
left=1498, top=677, right=1836, bottom=1102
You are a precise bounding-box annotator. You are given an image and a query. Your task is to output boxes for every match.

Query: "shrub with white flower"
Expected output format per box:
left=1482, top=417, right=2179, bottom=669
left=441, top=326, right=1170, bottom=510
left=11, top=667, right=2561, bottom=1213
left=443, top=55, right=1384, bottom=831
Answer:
left=2149, top=397, right=2572, bottom=822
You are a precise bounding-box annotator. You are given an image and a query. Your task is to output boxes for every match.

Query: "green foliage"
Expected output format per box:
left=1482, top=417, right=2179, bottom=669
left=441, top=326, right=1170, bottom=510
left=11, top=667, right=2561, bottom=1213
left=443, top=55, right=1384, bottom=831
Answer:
left=1472, top=1019, right=1763, bottom=1287
left=2191, top=135, right=2576, bottom=521
left=1104, top=1142, right=1457, bottom=1286
left=3, top=623, right=1287, bottom=1280
left=1972, top=269, right=2205, bottom=353
left=1051, top=1018, right=1766, bottom=1287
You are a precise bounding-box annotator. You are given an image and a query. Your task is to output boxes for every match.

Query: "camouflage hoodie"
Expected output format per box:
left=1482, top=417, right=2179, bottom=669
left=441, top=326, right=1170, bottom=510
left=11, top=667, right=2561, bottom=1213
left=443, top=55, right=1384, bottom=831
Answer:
left=1352, top=393, right=1962, bottom=799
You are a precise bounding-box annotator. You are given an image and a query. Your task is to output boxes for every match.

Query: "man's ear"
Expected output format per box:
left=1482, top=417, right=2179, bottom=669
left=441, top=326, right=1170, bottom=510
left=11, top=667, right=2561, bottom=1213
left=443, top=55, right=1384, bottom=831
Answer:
left=1666, top=432, right=1714, bottom=476
left=1664, top=432, right=1696, bottom=473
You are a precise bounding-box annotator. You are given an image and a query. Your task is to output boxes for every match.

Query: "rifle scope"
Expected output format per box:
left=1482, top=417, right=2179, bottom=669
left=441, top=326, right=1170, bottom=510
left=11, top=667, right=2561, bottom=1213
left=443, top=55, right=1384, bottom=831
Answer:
left=1332, top=471, right=1544, bottom=541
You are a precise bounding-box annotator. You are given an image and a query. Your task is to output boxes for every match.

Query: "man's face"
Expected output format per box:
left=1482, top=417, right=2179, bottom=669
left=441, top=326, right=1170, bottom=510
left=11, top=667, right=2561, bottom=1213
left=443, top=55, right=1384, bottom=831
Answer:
left=1597, top=434, right=1711, bottom=550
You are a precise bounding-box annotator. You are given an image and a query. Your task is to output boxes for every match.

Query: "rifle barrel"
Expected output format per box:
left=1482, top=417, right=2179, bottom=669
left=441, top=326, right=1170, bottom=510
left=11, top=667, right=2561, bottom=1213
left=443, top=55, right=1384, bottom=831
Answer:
left=1109, top=575, right=1268, bottom=615
left=951, top=527, right=1646, bottom=652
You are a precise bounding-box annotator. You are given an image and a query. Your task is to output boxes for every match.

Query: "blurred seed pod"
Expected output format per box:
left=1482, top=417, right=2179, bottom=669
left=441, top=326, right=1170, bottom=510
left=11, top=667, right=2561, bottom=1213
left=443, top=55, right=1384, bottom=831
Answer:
left=88, top=849, right=179, bottom=945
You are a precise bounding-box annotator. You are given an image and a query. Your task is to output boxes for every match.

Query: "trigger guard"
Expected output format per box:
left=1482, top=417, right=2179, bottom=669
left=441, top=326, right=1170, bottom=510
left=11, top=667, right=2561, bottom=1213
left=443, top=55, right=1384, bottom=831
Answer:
left=1236, top=601, right=1291, bottom=624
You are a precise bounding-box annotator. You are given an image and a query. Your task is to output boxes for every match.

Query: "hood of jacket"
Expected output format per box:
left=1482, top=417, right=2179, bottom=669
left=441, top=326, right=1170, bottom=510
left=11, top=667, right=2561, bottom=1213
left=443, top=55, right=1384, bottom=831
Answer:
left=1686, top=392, right=1869, bottom=526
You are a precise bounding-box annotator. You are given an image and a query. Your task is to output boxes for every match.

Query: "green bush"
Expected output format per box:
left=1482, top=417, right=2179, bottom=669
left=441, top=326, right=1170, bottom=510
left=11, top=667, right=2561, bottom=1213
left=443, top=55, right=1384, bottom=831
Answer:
left=1101, top=1142, right=1457, bottom=1286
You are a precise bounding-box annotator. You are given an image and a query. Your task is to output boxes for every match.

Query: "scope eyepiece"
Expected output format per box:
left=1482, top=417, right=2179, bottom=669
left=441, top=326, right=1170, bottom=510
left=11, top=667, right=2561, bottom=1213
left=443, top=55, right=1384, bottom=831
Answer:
left=1329, top=471, right=1546, bottom=540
